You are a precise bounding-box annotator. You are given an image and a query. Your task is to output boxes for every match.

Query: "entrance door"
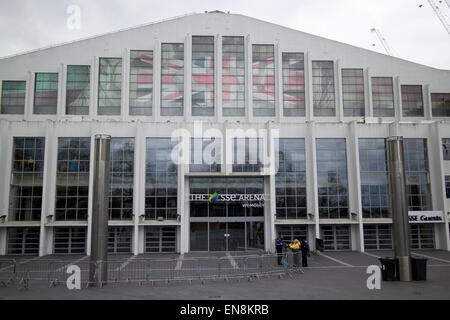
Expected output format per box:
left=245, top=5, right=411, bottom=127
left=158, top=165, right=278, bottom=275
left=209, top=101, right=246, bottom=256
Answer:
left=209, top=223, right=227, bottom=251
left=228, top=223, right=245, bottom=251
left=208, top=222, right=246, bottom=251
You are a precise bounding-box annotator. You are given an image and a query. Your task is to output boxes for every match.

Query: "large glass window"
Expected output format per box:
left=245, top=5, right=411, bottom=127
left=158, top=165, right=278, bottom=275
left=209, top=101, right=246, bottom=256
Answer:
left=129, top=50, right=153, bottom=116
left=359, top=139, right=390, bottom=218
left=9, top=137, right=45, bottom=221
left=54, top=227, right=87, bottom=254
left=109, top=138, right=134, bottom=220
left=342, top=69, right=364, bottom=116
left=252, top=44, right=275, bottom=117
left=222, top=36, right=245, bottom=116
left=145, top=138, right=178, bottom=220
left=316, top=139, right=348, bottom=219
left=192, top=36, right=214, bottom=116
left=190, top=137, right=221, bottom=172
left=363, top=224, right=393, bottom=250
left=282, top=53, right=305, bottom=117
left=431, top=93, right=450, bottom=117
left=66, top=65, right=90, bottom=115
left=312, top=61, right=335, bottom=116
left=34, top=73, right=58, bottom=114
left=98, top=58, right=122, bottom=115
left=443, top=138, right=450, bottom=160
left=401, top=85, right=423, bottom=117
left=55, top=138, right=90, bottom=221
left=372, top=77, right=394, bottom=117
left=1, top=80, right=26, bottom=114
left=7, top=227, right=40, bottom=255
left=403, top=139, right=431, bottom=211
left=232, top=137, right=263, bottom=172
left=275, top=138, right=307, bottom=219
left=161, top=43, right=184, bottom=116
left=108, top=227, right=132, bottom=253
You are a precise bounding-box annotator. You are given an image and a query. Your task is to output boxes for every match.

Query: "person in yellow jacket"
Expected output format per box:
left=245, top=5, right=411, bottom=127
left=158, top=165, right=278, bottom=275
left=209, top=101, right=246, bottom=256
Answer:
left=289, top=238, right=301, bottom=267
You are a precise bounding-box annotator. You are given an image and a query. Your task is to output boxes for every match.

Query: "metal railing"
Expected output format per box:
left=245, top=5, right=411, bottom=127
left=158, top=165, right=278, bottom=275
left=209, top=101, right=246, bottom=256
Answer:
left=0, top=252, right=304, bottom=290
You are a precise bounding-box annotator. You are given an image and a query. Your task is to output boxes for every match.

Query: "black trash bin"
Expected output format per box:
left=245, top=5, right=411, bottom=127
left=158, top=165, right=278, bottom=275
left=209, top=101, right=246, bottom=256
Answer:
left=411, top=256, right=427, bottom=281
left=379, top=257, right=399, bottom=281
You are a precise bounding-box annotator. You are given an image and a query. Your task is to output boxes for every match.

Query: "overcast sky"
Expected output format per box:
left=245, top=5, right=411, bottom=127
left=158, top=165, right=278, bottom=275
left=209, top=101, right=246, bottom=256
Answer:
left=0, top=0, right=449, bottom=69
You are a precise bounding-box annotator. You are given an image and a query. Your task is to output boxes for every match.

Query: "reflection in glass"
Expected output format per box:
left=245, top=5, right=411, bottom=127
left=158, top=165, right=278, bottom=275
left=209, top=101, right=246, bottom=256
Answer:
left=253, top=44, right=275, bottom=116
left=316, top=139, right=348, bottom=219
left=223, top=36, right=245, bottom=116
left=282, top=53, right=305, bottom=117
left=312, top=61, right=335, bottom=116
left=129, top=50, right=153, bottom=116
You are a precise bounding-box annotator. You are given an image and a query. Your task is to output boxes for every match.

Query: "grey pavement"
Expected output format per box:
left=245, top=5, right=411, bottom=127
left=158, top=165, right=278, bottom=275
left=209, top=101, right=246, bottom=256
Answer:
left=1, top=250, right=449, bottom=300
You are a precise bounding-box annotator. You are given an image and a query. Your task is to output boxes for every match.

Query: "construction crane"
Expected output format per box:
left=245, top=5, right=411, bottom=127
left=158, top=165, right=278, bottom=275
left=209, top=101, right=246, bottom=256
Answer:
left=425, top=0, right=450, bottom=34
left=370, top=28, right=395, bottom=56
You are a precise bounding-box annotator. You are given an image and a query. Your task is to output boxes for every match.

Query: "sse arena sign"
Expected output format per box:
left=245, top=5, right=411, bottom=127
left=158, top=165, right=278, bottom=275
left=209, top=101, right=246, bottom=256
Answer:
left=408, top=211, right=444, bottom=223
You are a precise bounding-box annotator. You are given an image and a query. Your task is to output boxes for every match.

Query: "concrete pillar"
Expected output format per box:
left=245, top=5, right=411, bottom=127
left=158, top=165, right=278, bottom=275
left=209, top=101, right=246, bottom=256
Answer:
left=90, top=134, right=111, bottom=287
left=387, top=136, right=412, bottom=281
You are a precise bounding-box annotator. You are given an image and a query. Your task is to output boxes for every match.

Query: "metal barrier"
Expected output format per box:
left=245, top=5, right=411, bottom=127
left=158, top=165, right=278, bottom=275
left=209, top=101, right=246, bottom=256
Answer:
left=0, top=259, right=16, bottom=287
left=0, top=252, right=305, bottom=290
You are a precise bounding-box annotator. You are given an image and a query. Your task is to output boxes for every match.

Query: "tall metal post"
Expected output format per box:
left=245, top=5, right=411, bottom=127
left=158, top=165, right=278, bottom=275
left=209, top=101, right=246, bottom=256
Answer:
left=386, top=136, right=412, bottom=281
left=89, top=135, right=111, bottom=287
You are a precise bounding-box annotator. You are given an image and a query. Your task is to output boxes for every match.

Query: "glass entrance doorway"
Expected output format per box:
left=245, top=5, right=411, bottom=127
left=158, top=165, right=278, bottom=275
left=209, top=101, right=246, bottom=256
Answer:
left=189, top=177, right=265, bottom=251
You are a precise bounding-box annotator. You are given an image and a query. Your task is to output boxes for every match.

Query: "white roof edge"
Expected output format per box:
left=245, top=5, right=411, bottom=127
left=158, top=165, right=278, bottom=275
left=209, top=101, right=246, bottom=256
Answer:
left=0, top=12, right=198, bottom=60
left=232, top=13, right=450, bottom=72
left=0, top=11, right=449, bottom=72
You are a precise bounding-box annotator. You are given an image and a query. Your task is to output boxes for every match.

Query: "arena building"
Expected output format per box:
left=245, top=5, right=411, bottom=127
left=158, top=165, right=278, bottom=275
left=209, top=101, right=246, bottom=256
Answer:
left=0, top=11, right=449, bottom=256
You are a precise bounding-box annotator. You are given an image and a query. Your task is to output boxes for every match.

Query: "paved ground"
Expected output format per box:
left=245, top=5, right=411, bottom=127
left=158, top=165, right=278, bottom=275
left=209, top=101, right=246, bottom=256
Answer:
left=1, top=250, right=449, bottom=300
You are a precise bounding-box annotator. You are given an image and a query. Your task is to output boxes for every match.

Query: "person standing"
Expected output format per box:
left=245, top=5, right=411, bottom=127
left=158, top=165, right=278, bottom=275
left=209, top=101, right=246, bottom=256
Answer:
left=275, top=234, right=288, bottom=265
left=289, top=238, right=301, bottom=267
left=300, top=238, right=310, bottom=267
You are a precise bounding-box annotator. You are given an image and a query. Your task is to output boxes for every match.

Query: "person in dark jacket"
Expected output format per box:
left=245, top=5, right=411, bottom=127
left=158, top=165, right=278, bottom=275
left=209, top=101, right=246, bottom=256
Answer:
left=300, top=238, right=310, bottom=267
left=275, top=234, right=288, bottom=265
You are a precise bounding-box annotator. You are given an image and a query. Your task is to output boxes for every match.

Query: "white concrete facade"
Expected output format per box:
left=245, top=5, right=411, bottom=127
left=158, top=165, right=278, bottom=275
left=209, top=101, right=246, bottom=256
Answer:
left=0, top=12, right=449, bottom=256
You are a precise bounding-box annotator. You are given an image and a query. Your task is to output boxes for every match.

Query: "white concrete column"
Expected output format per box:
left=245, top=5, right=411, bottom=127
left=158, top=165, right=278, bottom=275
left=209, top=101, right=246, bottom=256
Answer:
left=266, top=122, right=277, bottom=253
left=394, top=76, right=402, bottom=122
left=153, top=41, right=161, bottom=121
left=0, top=120, right=11, bottom=221
left=306, top=122, right=320, bottom=241
left=0, top=228, right=6, bottom=255
left=423, top=84, right=432, bottom=120
left=0, top=120, right=10, bottom=255
left=349, top=121, right=364, bottom=251
left=184, top=34, right=192, bottom=122
left=275, top=41, right=282, bottom=122
left=86, top=129, right=97, bottom=256
left=365, top=68, right=373, bottom=117
left=178, top=130, right=187, bottom=253
left=335, top=59, right=343, bottom=121
left=182, top=177, right=190, bottom=253
left=91, top=56, right=99, bottom=119
left=26, top=72, right=35, bottom=119
left=23, top=72, right=32, bottom=121
left=121, top=48, right=129, bottom=120
left=133, top=120, right=144, bottom=255
left=58, top=63, right=66, bottom=118
left=39, top=120, right=56, bottom=256
left=432, top=122, right=450, bottom=250
left=305, top=51, right=313, bottom=122
left=246, top=34, right=253, bottom=122
left=216, top=34, right=223, bottom=123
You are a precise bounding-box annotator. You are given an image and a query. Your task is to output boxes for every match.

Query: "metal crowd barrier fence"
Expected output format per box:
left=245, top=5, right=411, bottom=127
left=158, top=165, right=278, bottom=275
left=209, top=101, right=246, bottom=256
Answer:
left=0, top=252, right=305, bottom=290
left=0, top=259, right=16, bottom=287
